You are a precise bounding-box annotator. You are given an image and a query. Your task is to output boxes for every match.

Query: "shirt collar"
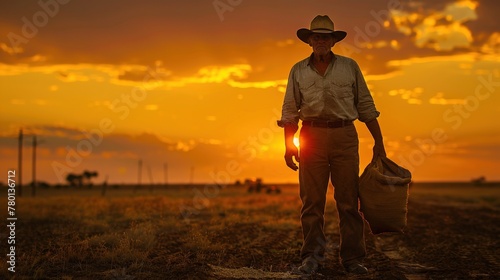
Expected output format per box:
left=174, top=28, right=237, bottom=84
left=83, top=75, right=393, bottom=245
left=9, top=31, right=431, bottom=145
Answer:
left=307, top=51, right=336, bottom=66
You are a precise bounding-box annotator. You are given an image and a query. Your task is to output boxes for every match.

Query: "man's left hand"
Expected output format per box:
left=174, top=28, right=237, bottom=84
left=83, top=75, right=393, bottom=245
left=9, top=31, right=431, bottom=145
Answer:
left=372, top=142, right=386, bottom=162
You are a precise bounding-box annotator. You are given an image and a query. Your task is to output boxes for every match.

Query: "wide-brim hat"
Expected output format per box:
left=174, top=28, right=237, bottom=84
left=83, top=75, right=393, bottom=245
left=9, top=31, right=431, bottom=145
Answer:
left=297, top=15, right=347, bottom=44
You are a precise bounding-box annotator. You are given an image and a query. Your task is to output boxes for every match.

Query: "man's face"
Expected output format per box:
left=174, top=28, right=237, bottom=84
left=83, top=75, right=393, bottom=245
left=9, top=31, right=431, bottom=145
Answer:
left=308, top=33, right=335, bottom=56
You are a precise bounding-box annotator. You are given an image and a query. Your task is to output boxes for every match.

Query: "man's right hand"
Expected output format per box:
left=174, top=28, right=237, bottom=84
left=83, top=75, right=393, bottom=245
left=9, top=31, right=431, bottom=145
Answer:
left=284, top=144, right=300, bottom=171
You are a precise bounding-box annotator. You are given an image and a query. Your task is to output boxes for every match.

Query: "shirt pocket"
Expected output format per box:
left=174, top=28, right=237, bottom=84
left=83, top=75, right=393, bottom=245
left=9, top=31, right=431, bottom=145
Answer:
left=298, top=79, right=320, bottom=103
left=298, top=79, right=316, bottom=92
left=330, top=80, right=354, bottom=99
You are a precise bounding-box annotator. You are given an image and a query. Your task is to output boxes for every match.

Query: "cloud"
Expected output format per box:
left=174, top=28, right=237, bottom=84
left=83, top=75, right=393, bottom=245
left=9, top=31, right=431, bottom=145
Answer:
left=9, top=98, right=48, bottom=106
left=389, top=0, right=478, bottom=51
left=390, top=131, right=494, bottom=158
left=365, top=71, right=404, bottom=82
left=189, top=64, right=251, bottom=83
left=116, top=61, right=171, bottom=83
left=0, top=124, right=227, bottom=159
left=22, top=125, right=97, bottom=140
left=276, top=39, right=295, bottom=47
left=57, top=70, right=91, bottom=82
left=37, top=125, right=226, bottom=154
left=416, top=134, right=500, bottom=161
left=388, top=87, right=423, bottom=105
left=121, top=63, right=287, bottom=91
left=175, top=140, right=197, bottom=152
left=0, top=119, right=286, bottom=184
left=481, top=32, right=500, bottom=54
left=227, top=79, right=287, bottom=90
left=0, top=63, right=111, bottom=80
left=444, top=0, right=478, bottom=22
left=415, top=20, right=473, bottom=51
left=0, top=61, right=286, bottom=93
left=0, top=42, right=23, bottom=55
left=429, top=92, right=466, bottom=105
left=0, top=0, right=496, bottom=80
left=390, top=9, right=419, bottom=36
left=0, top=124, right=243, bottom=183
left=359, top=39, right=401, bottom=50
left=386, top=52, right=478, bottom=67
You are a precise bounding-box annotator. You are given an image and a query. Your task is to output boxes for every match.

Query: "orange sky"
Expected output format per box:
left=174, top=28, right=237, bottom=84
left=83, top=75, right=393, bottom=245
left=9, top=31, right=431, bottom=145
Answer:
left=1, top=0, right=499, bottom=185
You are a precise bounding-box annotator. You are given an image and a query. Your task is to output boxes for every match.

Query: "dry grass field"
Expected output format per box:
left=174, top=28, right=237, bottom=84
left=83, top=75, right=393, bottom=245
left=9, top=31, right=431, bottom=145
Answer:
left=1, top=182, right=499, bottom=279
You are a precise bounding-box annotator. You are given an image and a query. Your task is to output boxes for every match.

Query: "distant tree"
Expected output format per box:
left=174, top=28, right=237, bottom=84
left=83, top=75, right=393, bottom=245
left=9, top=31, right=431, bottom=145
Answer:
left=65, top=171, right=99, bottom=188
left=255, top=178, right=263, bottom=193
left=83, top=170, right=99, bottom=187
left=472, top=176, right=486, bottom=185
left=76, top=175, right=83, bottom=187
left=66, top=173, right=78, bottom=187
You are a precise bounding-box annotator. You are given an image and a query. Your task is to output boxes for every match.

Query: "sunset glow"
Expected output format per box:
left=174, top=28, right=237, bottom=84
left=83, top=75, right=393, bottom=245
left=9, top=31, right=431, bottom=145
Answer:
left=0, top=0, right=499, bottom=185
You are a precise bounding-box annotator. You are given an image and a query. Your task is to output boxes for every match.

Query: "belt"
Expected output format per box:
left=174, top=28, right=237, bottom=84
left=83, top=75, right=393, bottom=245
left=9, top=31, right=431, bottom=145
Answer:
left=302, top=120, right=353, bottom=128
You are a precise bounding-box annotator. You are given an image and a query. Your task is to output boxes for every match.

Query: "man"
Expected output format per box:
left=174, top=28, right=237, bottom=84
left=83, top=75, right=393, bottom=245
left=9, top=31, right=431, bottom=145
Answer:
left=277, top=15, right=386, bottom=275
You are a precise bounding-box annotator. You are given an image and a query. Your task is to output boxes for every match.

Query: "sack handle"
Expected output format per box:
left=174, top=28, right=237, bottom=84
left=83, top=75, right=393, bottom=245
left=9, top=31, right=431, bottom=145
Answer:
left=372, top=156, right=412, bottom=186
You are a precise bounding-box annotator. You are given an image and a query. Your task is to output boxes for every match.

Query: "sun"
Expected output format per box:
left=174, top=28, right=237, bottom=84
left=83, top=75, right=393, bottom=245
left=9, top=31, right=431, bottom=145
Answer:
left=293, top=137, right=300, bottom=147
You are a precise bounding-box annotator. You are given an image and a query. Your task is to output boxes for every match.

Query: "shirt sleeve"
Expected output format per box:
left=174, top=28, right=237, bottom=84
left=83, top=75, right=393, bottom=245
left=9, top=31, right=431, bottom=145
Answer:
left=277, top=65, right=300, bottom=128
left=353, top=61, right=380, bottom=123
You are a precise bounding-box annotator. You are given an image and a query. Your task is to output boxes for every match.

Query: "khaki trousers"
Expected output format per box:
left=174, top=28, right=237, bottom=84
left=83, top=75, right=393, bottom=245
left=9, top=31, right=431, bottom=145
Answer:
left=298, top=125, right=366, bottom=267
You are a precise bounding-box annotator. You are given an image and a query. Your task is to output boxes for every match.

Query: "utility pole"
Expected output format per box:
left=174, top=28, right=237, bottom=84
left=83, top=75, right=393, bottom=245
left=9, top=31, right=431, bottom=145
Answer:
left=32, top=135, right=37, bottom=197
left=190, top=166, right=194, bottom=185
left=138, top=159, right=142, bottom=185
left=18, top=129, right=23, bottom=197
left=163, top=162, right=168, bottom=186
left=147, top=165, right=154, bottom=193
left=101, top=175, right=108, bottom=197
left=134, top=159, right=142, bottom=193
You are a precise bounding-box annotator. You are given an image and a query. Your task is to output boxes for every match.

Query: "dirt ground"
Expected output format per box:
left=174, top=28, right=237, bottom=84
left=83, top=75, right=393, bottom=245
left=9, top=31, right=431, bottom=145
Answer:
left=1, top=182, right=498, bottom=279
left=205, top=183, right=500, bottom=280
left=372, top=183, right=500, bottom=280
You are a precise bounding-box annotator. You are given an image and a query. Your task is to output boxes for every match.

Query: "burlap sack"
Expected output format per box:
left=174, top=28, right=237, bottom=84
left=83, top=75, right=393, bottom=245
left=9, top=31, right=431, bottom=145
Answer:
left=359, top=157, right=412, bottom=234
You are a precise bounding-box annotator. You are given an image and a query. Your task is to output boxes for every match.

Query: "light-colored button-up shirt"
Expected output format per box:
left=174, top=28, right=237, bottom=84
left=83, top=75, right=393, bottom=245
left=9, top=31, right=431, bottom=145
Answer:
left=278, top=52, right=379, bottom=127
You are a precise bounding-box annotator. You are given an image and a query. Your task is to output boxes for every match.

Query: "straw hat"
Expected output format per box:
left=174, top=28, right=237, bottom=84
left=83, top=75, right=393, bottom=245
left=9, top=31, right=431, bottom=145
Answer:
left=297, top=15, right=347, bottom=43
